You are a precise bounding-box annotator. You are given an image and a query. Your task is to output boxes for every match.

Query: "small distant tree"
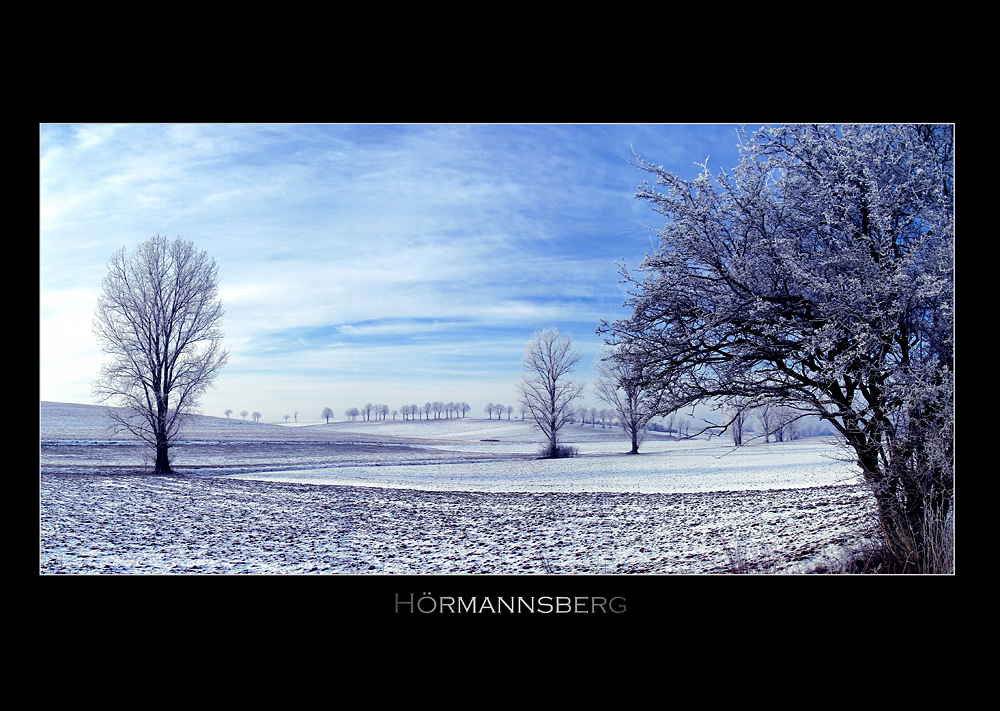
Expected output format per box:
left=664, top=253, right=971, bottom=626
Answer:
left=392, top=409, right=398, bottom=420
left=773, top=407, right=801, bottom=442
left=728, top=400, right=750, bottom=447
left=495, top=404, right=505, bottom=420
left=460, top=402, right=470, bottom=418
left=241, top=410, right=248, bottom=421
left=433, top=401, right=443, bottom=419
left=284, top=414, right=290, bottom=423
left=756, top=403, right=774, bottom=444
left=252, top=411, right=262, bottom=423
left=345, top=407, right=359, bottom=421
left=294, top=412, right=298, bottom=423
left=594, top=349, right=665, bottom=454
left=517, top=327, right=585, bottom=458
left=322, top=407, right=334, bottom=424
left=225, top=409, right=233, bottom=419
left=484, top=402, right=495, bottom=419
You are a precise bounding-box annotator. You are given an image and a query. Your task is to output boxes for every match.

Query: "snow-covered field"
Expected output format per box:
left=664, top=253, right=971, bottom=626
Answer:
left=39, top=401, right=875, bottom=574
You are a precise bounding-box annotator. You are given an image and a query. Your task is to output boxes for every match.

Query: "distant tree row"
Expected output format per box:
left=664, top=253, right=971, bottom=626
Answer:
left=400, top=402, right=470, bottom=420
left=727, top=402, right=805, bottom=447
left=647, top=412, right=693, bottom=437
left=333, top=402, right=473, bottom=422
left=354, top=403, right=390, bottom=421
left=573, top=406, right=618, bottom=428
left=224, top=409, right=261, bottom=422
left=483, top=403, right=513, bottom=419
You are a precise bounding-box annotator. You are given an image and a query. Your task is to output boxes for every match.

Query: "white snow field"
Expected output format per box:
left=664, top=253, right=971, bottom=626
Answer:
left=231, top=424, right=857, bottom=494
left=40, top=402, right=875, bottom=574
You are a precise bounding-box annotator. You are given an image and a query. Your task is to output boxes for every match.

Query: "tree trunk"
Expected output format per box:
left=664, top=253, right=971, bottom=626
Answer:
left=155, top=440, right=171, bottom=474
left=155, top=398, right=172, bottom=473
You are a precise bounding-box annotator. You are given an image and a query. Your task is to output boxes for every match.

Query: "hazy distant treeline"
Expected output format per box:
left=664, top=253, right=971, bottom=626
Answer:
left=343, top=402, right=473, bottom=421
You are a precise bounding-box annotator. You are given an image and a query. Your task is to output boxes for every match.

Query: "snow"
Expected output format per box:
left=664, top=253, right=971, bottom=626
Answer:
left=40, top=402, right=874, bottom=574
left=232, top=435, right=857, bottom=494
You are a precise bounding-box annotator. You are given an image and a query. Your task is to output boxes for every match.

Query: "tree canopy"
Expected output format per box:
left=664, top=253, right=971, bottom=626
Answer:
left=600, top=124, right=954, bottom=565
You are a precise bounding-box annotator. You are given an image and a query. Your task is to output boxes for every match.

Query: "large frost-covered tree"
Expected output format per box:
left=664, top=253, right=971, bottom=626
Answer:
left=93, top=235, right=229, bottom=474
left=599, top=124, right=954, bottom=568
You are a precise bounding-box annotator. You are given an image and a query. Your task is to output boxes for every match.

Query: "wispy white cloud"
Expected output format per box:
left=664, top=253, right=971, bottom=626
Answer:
left=41, top=123, right=752, bottom=418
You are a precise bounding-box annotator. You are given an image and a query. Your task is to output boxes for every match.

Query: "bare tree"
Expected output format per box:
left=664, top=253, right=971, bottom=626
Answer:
left=773, top=407, right=801, bottom=442
left=224, top=409, right=233, bottom=419
left=517, top=328, right=585, bottom=458
left=756, top=403, right=774, bottom=444
left=460, top=402, right=470, bottom=418
left=495, top=404, right=505, bottom=420
left=252, top=411, right=262, bottom=423
left=294, top=412, right=298, bottom=423
left=345, top=407, right=359, bottom=421
left=594, top=349, right=664, bottom=454
left=284, top=414, right=290, bottom=423
left=727, top=399, right=750, bottom=447
left=240, top=410, right=248, bottom=421
left=484, top=402, right=495, bottom=419
left=92, top=235, right=229, bottom=474
left=322, top=407, right=334, bottom=423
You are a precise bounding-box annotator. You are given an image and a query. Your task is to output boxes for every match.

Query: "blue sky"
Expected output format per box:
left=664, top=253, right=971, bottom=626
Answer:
left=40, top=124, right=757, bottom=422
